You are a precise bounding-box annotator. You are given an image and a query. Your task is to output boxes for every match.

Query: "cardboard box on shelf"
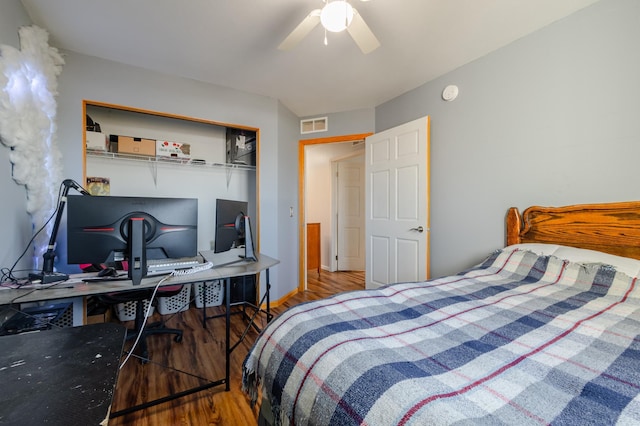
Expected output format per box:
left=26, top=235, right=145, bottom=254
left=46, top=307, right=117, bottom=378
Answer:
left=156, top=140, right=191, bottom=159
left=86, top=131, right=107, bottom=151
left=111, top=135, right=156, bottom=156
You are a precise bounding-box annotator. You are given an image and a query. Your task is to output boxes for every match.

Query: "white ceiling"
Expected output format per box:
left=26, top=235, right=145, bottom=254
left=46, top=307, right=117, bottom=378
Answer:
left=20, top=0, right=600, bottom=117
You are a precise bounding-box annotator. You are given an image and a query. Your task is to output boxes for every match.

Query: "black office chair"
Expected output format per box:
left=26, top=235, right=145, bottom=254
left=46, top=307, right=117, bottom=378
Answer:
left=99, top=285, right=184, bottom=363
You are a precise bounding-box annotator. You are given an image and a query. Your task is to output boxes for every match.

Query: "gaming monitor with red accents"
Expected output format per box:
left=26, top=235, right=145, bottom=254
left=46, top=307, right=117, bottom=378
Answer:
left=66, top=195, right=198, bottom=266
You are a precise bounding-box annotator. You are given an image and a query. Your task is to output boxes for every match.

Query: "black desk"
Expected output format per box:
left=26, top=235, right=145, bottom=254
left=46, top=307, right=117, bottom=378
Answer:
left=0, top=323, right=126, bottom=425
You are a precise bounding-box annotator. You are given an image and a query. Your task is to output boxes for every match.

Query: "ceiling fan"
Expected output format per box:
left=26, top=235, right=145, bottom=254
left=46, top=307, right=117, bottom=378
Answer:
left=278, top=0, right=380, bottom=54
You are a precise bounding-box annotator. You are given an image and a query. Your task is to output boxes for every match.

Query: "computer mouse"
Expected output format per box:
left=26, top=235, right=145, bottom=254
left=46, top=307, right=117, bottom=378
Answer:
left=97, top=267, right=118, bottom=277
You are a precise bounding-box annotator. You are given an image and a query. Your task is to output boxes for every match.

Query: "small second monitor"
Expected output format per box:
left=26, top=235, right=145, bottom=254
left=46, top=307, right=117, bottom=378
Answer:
left=214, top=199, right=248, bottom=253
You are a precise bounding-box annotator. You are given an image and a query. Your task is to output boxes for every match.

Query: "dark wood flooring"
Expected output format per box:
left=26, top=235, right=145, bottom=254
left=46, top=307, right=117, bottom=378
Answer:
left=108, top=269, right=364, bottom=425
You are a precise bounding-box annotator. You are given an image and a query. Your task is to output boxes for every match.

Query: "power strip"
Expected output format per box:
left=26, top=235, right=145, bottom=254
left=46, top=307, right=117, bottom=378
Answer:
left=171, top=261, right=214, bottom=277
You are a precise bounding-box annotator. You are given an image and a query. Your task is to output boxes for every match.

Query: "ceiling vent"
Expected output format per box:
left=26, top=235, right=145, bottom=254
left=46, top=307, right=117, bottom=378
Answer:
left=300, top=117, right=328, bottom=134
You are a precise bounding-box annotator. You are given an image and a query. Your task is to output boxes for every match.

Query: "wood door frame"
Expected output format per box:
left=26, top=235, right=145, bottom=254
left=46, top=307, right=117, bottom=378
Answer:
left=298, top=132, right=373, bottom=292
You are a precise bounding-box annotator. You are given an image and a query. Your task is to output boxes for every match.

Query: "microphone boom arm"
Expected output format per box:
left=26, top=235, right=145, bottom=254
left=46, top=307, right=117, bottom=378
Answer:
left=29, top=179, right=90, bottom=284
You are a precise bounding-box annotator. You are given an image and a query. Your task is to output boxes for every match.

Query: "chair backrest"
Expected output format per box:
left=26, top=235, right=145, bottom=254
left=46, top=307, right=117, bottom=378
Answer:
left=157, top=285, right=183, bottom=297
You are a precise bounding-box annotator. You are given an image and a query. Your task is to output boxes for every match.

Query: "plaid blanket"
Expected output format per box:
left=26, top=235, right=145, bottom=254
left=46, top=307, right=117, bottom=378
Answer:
left=243, top=249, right=640, bottom=425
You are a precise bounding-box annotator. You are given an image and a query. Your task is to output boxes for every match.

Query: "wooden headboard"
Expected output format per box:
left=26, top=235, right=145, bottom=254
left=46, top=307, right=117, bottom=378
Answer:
left=506, top=201, right=640, bottom=261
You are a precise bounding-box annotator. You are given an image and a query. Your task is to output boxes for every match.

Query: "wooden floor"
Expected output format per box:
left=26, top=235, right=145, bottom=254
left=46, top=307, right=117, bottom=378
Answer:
left=108, top=270, right=364, bottom=425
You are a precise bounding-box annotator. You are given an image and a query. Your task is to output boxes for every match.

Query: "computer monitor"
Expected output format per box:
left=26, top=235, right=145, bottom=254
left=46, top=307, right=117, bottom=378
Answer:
left=214, top=199, right=257, bottom=262
left=214, top=199, right=248, bottom=253
left=66, top=195, right=198, bottom=284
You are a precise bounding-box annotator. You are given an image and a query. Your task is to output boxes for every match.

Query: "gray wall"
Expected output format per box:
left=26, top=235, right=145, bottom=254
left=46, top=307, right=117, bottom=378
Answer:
left=376, top=0, right=640, bottom=278
left=0, top=1, right=35, bottom=276
left=277, top=101, right=300, bottom=297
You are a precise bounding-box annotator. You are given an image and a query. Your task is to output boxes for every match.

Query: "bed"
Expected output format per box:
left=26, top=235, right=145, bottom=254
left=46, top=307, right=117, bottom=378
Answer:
left=243, top=202, right=640, bottom=425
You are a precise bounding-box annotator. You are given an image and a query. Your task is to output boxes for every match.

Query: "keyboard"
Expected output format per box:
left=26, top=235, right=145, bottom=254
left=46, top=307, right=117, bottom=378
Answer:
left=147, top=259, right=202, bottom=276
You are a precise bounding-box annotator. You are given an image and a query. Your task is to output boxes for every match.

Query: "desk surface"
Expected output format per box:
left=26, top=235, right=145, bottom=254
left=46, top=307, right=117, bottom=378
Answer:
left=0, top=252, right=279, bottom=305
left=0, top=323, right=126, bottom=425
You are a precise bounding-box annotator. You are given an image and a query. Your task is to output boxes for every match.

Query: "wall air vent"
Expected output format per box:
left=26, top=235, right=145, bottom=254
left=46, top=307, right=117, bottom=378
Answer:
left=300, top=117, right=328, bottom=134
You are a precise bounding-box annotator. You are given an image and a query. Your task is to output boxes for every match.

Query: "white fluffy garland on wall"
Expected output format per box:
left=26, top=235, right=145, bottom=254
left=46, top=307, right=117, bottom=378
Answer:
left=0, top=25, right=65, bottom=268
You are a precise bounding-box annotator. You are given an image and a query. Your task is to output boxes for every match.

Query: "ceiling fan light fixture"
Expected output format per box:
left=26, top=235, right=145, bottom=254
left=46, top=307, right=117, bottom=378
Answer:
left=320, top=1, right=354, bottom=33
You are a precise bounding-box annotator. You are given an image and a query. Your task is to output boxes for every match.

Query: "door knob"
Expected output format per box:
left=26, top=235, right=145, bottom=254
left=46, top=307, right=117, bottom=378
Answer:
left=410, top=226, right=424, bottom=233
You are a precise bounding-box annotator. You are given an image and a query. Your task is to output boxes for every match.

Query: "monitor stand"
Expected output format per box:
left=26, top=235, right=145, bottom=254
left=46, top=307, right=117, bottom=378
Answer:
left=239, top=216, right=258, bottom=262
left=198, top=216, right=258, bottom=267
left=127, top=217, right=147, bottom=286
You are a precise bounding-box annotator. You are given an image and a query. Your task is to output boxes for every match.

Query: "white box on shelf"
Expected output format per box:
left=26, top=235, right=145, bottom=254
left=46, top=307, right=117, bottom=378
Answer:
left=156, top=140, right=191, bottom=159
left=193, top=281, right=223, bottom=308
left=157, top=285, right=192, bottom=315
left=86, top=131, right=107, bottom=151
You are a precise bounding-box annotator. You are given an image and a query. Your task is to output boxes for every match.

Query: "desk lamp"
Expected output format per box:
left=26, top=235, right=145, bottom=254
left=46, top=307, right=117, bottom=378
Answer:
left=29, top=179, right=90, bottom=284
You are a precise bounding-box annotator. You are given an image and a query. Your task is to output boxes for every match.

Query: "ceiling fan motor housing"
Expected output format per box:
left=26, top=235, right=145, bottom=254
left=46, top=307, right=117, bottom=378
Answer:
left=321, top=1, right=354, bottom=32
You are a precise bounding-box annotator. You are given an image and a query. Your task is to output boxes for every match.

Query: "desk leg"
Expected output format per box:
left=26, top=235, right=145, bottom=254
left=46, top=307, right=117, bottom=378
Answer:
left=225, top=277, right=231, bottom=391
left=266, top=268, right=271, bottom=321
left=201, top=281, right=207, bottom=329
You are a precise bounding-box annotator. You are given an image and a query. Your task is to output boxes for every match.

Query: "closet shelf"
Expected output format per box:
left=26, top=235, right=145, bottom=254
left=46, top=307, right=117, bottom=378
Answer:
left=87, top=150, right=256, bottom=171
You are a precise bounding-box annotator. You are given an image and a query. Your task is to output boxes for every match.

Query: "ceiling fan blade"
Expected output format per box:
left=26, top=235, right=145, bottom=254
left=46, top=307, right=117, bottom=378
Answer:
left=347, top=9, right=380, bottom=54
left=278, top=9, right=321, bottom=51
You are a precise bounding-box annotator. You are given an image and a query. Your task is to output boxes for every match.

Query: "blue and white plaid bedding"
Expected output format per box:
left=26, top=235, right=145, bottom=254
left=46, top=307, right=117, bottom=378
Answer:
left=243, top=249, right=640, bottom=425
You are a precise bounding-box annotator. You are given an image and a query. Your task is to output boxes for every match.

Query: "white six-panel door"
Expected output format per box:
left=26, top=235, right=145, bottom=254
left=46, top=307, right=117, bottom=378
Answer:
left=336, top=156, right=365, bottom=271
left=365, top=116, right=430, bottom=289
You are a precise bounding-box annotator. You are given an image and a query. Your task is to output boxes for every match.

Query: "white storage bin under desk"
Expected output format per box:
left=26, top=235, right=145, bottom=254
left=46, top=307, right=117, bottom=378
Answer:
left=157, top=285, right=192, bottom=314
left=193, top=281, right=224, bottom=308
